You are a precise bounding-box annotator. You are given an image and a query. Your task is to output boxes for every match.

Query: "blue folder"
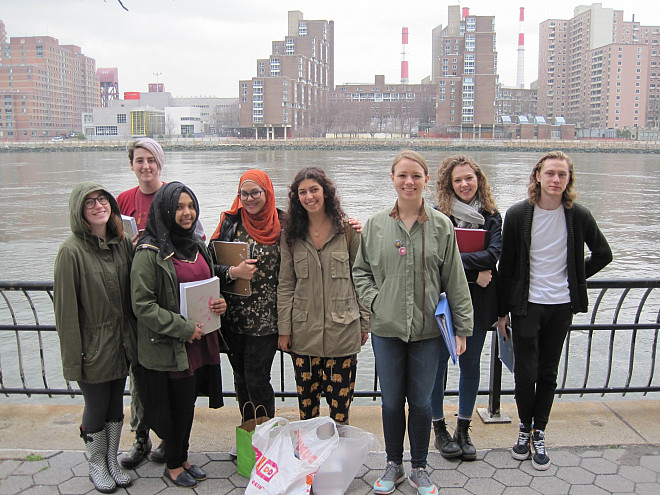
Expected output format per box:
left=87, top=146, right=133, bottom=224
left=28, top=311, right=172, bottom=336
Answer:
left=435, top=293, right=457, bottom=365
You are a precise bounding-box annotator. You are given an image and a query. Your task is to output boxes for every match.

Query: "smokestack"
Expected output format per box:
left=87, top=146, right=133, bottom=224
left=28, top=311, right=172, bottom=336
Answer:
left=462, top=7, right=470, bottom=19
left=401, top=27, right=409, bottom=84
left=517, top=7, right=525, bottom=89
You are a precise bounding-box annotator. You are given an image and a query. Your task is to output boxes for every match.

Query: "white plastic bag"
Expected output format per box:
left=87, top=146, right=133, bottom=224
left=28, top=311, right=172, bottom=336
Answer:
left=313, top=425, right=380, bottom=495
left=246, top=416, right=339, bottom=495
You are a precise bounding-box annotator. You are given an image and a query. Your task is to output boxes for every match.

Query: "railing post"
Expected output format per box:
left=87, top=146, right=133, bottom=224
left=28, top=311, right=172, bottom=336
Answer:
left=477, top=330, right=511, bottom=423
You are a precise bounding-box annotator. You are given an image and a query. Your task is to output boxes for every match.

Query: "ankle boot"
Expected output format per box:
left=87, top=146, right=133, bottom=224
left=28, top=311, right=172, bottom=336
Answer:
left=105, top=421, right=133, bottom=487
left=80, top=426, right=116, bottom=494
left=432, top=419, right=461, bottom=459
left=120, top=429, right=151, bottom=469
left=454, top=418, right=477, bottom=460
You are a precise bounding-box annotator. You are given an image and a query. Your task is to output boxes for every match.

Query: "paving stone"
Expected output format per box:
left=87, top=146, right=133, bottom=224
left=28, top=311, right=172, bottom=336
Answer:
left=0, top=475, right=34, bottom=495
left=343, top=477, right=372, bottom=495
left=577, top=449, right=604, bottom=458
left=32, top=465, right=74, bottom=485
left=530, top=476, right=571, bottom=494
left=579, top=457, right=618, bottom=474
left=71, top=462, right=88, bottom=477
left=500, top=487, right=538, bottom=495
left=434, top=489, right=471, bottom=495
left=618, top=464, right=657, bottom=483
left=125, top=477, right=167, bottom=495
left=432, top=468, right=468, bottom=488
left=518, top=460, right=558, bottom=477
left=0, top=460, right=21, bottom=479
left=639, top=454, right=660, bottom=472
left=426, top=453, right=461, bottom=470
left=203, top=459, right=237, bottom=478
left=601, top=446, right=627, bottom=462
left=13, top=460, right=48, bottom=476
left=363, top=452, right=385, bottom=470
left=464, top=476, right=505, bottom=495
left=16, top=488, right=54, bottom=495
left=550, top=450, right=582, bottom=467
left=457, top=460, right=496, bottom=478
left=228, top=472, right=248, bottom=488
left=134, top=461, right=167, bottom=478
left=48, top=451, right=87, bottom=469
left=194, top=478, right=237, bottom=494
left=556, top=466, right=596, bottom=485
left=58, top=475, right=95, bottom=495
left=635, top=482, right=660, bottom=495
left=492, top=468, right=533, bottom=487
left=567, top=485, right=610, bottom=495
left=482, top=450, right=522, bottom=469
left=593, top=473, right=635, bottom=492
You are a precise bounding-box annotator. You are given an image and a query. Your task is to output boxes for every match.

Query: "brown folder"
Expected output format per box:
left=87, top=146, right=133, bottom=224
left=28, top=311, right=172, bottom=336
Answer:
left=212, top=241, right=251, bottom=296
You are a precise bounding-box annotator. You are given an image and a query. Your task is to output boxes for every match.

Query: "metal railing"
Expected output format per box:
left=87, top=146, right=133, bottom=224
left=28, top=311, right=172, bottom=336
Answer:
left=2, top=280, right=659, bottom=415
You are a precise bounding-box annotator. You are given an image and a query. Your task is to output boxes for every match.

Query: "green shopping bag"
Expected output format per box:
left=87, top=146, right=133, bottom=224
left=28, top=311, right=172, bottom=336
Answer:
left=236, top=402, right=270, bottom=477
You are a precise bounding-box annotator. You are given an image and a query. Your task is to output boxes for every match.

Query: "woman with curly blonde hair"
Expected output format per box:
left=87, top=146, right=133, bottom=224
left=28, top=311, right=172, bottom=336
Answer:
left=430, top=154, right=502, bottom=461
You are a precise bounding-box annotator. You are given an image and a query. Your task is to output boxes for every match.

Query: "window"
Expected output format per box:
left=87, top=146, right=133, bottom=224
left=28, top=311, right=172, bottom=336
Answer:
left=181, top=124, right=194, bottom=135
left=298, top=21, right=307, bottom=37
left=95, top=126, right=118, bottom=136
left=286, top=39, right=295, bottom=55
left=117, top=114, right=126, bottom=124
left=465, top=34, right=475, bottom=52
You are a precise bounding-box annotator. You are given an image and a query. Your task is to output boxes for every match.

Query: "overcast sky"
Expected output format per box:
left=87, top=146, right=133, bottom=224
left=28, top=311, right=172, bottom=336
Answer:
left=2, top=1, right=660, bottom=98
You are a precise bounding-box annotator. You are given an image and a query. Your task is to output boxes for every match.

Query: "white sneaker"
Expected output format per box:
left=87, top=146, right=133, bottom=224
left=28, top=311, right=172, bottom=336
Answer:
left=229, top=445, right=237, bottom=458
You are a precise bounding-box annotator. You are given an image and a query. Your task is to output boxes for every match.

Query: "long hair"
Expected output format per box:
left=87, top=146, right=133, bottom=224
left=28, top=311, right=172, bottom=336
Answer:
left=284, top=167, right=346, bottom=248
left=527, top=150, right=577, bottom=208
left=435, top=155, right=497, bottom=215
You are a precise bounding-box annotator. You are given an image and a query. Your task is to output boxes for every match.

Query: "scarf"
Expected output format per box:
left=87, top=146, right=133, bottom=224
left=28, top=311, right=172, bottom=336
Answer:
left=451, top=195, right=484, bottom=229
left=211, top=169, right=280, bottom=245
left=137, top=181, right=200, bottom=262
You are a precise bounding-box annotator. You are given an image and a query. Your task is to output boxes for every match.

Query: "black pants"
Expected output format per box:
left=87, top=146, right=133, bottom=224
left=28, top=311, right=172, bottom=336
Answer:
left=165, top=374, right=196, bottom=470
left=512, top=302, right=572, bottom=431
left=224, top=330, right=278, bottom=420
left=78, top=378, right=126, bottom=432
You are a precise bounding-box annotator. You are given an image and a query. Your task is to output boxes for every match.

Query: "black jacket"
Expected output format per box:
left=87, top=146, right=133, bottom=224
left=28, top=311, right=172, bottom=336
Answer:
left=497, top=200, right=612, bottom=317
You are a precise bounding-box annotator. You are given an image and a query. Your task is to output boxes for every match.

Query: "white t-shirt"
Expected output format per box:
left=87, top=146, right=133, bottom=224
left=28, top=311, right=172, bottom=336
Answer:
left=528, top=204, right=570, bottom=304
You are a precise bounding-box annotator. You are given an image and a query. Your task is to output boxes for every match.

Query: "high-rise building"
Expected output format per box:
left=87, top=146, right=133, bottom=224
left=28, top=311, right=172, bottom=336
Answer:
left=538, top=3, right=658, bottom=129
left=431, top=5, right=498, bottom=128
left=0, top=20, right=100, bottom=141
left=238, top=11, right=334, bottom=138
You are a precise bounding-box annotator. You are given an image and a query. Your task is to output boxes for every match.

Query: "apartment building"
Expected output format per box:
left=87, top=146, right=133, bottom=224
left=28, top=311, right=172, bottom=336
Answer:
left=539, top=3, right=659, bottom=129
left=238, top=11, right=334, bottom=138
left=431, top=5, right=498, bottom=128
left=0, top=20, right=99, bottom=141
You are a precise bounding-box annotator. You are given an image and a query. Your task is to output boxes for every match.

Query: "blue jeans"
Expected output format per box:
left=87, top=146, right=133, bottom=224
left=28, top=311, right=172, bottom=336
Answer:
left=431, top=325, right=488, bottom=420
left=372, top=334, right=442, bottom=469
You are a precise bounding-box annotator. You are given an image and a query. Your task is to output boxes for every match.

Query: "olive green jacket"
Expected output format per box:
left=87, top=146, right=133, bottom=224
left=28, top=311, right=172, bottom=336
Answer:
left=278, top=225, right=370, bottom=357
left=131, top=240, right=216, bottom=372
left=54, top=182, right=136, bottom=383
left=352, top=201, right=473, bottom=341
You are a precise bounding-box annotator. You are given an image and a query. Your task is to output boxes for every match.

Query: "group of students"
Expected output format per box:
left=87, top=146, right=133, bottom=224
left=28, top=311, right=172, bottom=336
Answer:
left=53, top=140, right=612, bottom=495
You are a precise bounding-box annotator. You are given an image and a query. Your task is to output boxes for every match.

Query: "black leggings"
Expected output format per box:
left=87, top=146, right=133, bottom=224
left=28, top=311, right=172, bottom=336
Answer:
left=78, top=378, right=127, bottom=432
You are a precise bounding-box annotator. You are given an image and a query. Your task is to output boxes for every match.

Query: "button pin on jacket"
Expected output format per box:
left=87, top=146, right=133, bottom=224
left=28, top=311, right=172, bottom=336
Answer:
left=399, top=247, right=407, bottom=256
left=394, top=239, right=402, bottom=247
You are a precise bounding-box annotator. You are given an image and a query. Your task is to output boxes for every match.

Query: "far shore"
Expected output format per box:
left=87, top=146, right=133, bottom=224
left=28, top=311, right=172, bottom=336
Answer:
left=2, top=137, right=660, bottom=154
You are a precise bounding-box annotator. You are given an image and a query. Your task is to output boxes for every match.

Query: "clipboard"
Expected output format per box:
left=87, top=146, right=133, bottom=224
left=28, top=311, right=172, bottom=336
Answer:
left=212, top=241, right=251, bottom=296
left=435, top=293, right=457, bottom=365
left=455, top=228, right=486, bottom=253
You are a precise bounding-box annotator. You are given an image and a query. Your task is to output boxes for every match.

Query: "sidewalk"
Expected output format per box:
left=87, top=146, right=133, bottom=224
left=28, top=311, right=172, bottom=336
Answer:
left=1, top=399, right=659, bottom=494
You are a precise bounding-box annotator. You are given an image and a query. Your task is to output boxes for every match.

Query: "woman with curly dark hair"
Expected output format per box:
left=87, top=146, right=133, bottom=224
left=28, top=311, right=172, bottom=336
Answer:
left=277, top=167, right=369, bottom=424
left=430, top=155, right=502, bottom=462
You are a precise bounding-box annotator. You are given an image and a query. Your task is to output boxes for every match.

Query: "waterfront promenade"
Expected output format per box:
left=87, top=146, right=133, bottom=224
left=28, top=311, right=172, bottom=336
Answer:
left=1, top=399, right=659, bottom=494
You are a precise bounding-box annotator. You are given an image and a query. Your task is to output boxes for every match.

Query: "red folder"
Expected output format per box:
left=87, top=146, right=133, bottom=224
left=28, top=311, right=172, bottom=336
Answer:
left=455, top=228, right=487, bottom=253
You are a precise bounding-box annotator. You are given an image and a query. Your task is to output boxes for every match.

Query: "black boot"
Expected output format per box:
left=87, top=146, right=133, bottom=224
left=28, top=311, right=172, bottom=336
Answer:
left=119, top=430, right=151, bottom=469
left=150, top=439, right=166, bottom=463
left=454, top=418, right=477, bottom=460
left=433, top=419, right=461, bottom=459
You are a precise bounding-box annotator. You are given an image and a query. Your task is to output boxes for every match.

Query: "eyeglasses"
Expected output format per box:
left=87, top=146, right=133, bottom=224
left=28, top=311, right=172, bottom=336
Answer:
left=83, top=194, right=110, bottom=209
left=238, top=190, right=263, bottom=201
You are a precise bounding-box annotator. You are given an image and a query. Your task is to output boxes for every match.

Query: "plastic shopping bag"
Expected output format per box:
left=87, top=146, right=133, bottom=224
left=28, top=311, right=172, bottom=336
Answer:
left=246, top=416, right=339, bottom=495
left=313, top=425, right=380, bottom=495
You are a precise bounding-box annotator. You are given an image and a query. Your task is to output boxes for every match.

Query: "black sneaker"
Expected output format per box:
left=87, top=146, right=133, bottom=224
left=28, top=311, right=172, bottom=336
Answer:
left=511, top=424, right=531, bottom=460
left=531, top=429, right=551, bottom=470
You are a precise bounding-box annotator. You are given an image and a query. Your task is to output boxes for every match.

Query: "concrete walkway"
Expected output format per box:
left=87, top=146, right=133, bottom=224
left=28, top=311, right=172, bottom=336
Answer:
left=1, top=399, right=659, bottom=494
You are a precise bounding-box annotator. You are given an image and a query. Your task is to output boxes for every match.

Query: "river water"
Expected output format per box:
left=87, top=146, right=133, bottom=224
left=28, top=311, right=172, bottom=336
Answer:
left=1, top=149, right=659, bottom=405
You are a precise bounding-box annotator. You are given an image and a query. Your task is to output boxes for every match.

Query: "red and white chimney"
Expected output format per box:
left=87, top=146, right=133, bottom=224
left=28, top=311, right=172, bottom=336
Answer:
left=517, top=7, right=525, bottom=89
left=401, top=27, right=409, bottom=84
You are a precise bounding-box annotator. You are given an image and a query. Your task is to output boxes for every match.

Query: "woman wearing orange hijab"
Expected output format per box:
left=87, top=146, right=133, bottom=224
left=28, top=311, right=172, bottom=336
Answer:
left=209, top=170, right=285, bottom=441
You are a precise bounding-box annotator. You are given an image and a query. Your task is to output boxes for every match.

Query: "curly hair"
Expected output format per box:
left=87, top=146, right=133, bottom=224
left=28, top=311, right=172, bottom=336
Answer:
left=527, top=150, right=577, bottom=208
left=284, top=167, right=346, bottom=248
left=435, top=155, right=497, bottom=216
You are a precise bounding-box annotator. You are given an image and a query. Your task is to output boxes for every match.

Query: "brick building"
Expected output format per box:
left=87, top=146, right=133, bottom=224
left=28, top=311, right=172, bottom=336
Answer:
left=0, top=20, right=100, bottom=141
left=238, top=11, right=334, bottom=138
left=538, top=3, right=659, bottom=129
left=431, top=5, right=498, bottom=130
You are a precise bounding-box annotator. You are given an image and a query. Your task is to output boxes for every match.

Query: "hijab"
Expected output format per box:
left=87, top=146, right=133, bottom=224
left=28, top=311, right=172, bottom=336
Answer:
left=211, top=169, right=280, bottom=245
left=137, top=181, right=200, bottom=261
